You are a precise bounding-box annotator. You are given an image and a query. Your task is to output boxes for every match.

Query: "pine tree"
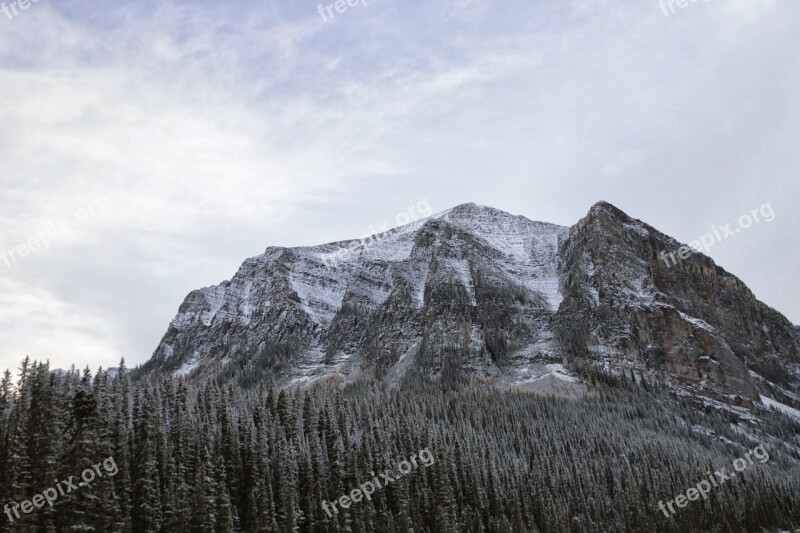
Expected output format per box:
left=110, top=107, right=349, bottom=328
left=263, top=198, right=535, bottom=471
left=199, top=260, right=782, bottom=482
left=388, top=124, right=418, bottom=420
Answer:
left=214, top=455, right=235, bottom=533
left=131, top=388, right=162, bottom=532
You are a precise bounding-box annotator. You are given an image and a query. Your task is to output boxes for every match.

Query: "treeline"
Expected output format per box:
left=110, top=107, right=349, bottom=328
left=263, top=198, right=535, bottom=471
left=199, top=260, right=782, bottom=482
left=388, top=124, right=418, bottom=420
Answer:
left=1, top=356, right=800, bottom=532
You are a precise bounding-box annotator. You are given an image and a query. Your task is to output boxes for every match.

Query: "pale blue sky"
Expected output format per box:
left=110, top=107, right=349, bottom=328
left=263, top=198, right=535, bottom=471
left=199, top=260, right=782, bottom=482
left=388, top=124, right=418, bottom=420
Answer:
left=0, top=0, right=797, bottom=372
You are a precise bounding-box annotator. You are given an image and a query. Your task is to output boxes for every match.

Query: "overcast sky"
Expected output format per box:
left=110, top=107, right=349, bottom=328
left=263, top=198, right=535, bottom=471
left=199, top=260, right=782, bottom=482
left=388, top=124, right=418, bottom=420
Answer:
left=0, top=0, right=797, bottom=373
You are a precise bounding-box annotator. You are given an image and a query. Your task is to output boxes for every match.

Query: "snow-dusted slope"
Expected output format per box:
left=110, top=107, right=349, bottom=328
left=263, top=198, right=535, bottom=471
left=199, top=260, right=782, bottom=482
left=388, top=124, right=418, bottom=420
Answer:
left=437, top=204, right=566, bottom=310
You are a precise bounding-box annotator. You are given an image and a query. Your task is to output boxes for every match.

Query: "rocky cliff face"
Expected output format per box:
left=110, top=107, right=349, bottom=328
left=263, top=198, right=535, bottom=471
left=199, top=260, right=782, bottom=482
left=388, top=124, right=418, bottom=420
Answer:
left=141, top=202, right=800, bottom=418
left=557, top=202, right=800, bottom=410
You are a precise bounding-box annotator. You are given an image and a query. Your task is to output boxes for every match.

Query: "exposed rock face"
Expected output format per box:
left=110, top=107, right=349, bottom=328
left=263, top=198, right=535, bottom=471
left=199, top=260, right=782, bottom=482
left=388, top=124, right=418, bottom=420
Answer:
left=557, top=202, right=800, bottom=406
left=141, top=202, right=800, bottom=413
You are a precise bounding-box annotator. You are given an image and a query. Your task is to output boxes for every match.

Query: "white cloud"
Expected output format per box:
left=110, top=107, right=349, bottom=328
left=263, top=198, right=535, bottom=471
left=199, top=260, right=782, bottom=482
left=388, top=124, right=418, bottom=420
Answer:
left=0, top=278, right=122, bottom=371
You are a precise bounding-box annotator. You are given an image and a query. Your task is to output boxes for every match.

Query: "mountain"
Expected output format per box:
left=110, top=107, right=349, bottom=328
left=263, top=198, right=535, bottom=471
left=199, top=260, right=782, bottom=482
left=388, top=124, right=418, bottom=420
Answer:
left=140, top=202, right=800, bottom=419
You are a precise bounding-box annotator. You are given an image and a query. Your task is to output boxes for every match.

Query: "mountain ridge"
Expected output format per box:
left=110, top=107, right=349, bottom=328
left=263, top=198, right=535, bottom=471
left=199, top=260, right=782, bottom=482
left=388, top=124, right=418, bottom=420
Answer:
left=138, top=201, right=800, bottom=422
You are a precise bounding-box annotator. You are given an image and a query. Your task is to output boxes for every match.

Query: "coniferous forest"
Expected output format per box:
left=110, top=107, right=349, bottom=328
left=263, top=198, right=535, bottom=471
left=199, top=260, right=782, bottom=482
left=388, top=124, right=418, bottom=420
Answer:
left=1, top=357, right=799, bottom=532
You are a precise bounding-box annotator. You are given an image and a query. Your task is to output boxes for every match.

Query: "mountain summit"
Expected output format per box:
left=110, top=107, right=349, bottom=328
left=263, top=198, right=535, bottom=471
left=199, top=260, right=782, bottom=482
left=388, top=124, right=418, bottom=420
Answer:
left=140, top=202, right=800, bottom=417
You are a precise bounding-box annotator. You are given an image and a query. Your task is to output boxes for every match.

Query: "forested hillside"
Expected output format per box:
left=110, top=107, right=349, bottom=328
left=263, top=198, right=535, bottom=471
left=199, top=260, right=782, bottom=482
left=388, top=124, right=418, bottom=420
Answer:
left=1, top=357, right=799, bottom=532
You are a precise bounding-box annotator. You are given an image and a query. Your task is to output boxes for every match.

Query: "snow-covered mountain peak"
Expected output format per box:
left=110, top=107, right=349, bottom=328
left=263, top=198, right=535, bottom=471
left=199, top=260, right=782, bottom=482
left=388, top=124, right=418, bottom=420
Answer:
left=142, top=202, right=800, bottom=418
